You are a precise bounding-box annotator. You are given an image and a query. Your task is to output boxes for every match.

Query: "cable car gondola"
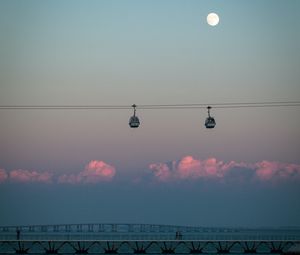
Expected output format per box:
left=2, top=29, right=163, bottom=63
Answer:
left=205, top=106, right=216, bottom=129
left=129, top=104, right=140, bottom=128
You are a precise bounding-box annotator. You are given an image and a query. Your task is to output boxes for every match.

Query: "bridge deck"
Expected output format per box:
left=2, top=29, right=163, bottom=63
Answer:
left=1, top=224, right=300, bottom=254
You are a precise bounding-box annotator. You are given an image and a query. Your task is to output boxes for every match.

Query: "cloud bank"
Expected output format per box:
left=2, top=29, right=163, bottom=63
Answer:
left=0, top=160, right=116, bottom=184
left=149, top=156, right=300, bottom=183
left=9, top=169, right=53, bottom=183
left=1, top=157, right=300, bottom=184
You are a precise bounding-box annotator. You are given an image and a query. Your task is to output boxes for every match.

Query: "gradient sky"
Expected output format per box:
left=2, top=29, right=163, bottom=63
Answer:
left=0, top=0, right=300, bottom=227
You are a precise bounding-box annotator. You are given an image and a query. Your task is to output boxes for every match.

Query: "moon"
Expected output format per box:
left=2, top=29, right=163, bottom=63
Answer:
left=207, top=13, right=220, bottom=26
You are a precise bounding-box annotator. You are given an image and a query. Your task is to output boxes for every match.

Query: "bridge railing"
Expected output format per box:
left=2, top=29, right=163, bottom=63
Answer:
left=1, top=224, right=300, bottom=241
left=1, top=233, right=300, bottom=241
left=0, top=224, right=200, bottom=233
left=3, top=223, right=299, bottom=235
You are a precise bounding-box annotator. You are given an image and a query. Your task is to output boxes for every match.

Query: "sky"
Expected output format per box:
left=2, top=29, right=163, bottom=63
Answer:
left=0, top=0, right=300, bottom=227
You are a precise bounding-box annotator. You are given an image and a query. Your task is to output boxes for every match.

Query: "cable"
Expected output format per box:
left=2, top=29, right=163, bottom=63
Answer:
left=0, top=101, right=300, bottom=110
left=140, top=103, right=300, bottom=110
left=0, top=104, right=131, bottom=109
left=138, top=101, right=300, bottom=107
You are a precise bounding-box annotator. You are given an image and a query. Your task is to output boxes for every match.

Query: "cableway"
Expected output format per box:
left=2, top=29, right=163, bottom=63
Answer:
left=0, top=101, right=299, bottom=129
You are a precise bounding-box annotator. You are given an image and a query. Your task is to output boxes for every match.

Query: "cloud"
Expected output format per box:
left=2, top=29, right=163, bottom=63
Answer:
left=149, top=163, right=172, bottom=181
left=9, top=169, right=53, bottom=183
left=149, top=156, right=300, bottom=183
left=149, top=156, right=247, bottom=181
left=58, top=160, right=116, bottom=184
left=255, top=161, right=300, bottom=181
left=1, top=158, right=299, bottom=185
left=0, top=169, right=8, bottom=182
left=0, top=160, right=116, bottom=184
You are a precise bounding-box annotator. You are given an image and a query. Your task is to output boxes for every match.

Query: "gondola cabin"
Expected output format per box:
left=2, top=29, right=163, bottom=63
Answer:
left=205, top=106, right=216, bottom=129
left=205, top=117, right=216, bottom=129
left=129, top=104, right=140, bottom=128
left=129, top=116, right=140, bottom=128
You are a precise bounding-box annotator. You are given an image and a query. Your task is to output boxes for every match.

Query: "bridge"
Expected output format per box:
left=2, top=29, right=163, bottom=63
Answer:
left=1, top=223, right=300, bottom=254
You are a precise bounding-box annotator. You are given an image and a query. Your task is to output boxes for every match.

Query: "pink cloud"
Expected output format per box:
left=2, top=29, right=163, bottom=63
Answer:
left=84, top=160, right=115, bottom=181
left=58, top=160, right=116, bottom=184
left=149, top=156, right=300, bottom=182
left=177, top=156, right=202, bottom=178
left=0, top=169, right=8, bottom=182
left=149, top=163, right=172, bottom=181
left=149, top=156, right=246, bottom=181
left=255, top=160, right=300, bottom=181
left=1, top=158, right=299, bottom=185
left=0, top=160, right=116, bottom=185
left=9, top=169, right=52, bottom=183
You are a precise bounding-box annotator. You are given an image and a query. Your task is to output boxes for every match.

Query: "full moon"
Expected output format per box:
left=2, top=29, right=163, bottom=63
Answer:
left=207, top=13, right=220, bottom=26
